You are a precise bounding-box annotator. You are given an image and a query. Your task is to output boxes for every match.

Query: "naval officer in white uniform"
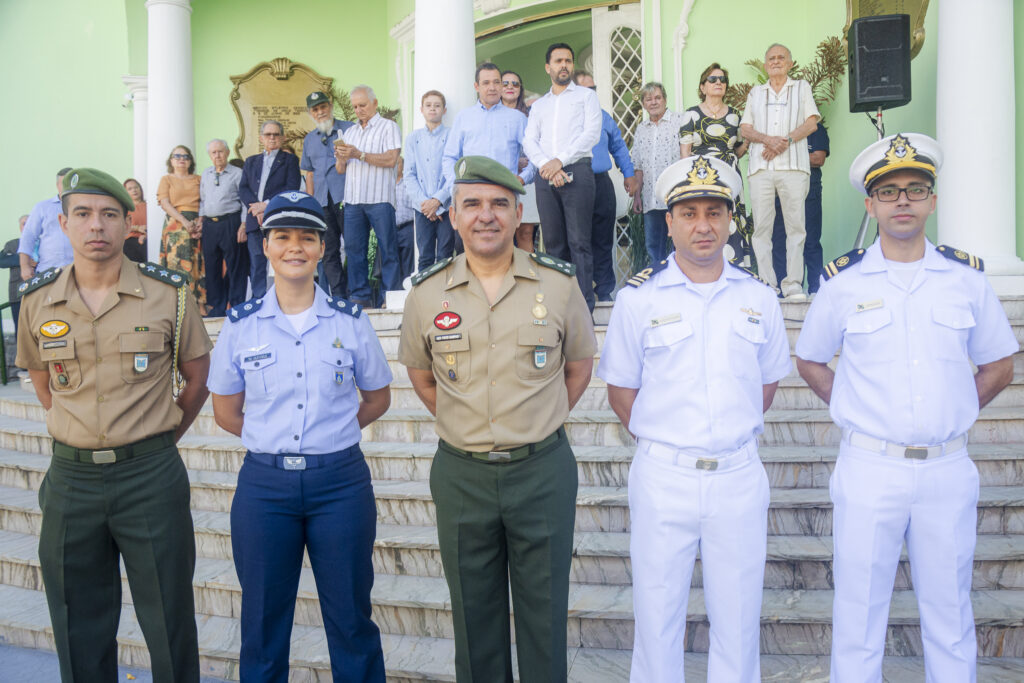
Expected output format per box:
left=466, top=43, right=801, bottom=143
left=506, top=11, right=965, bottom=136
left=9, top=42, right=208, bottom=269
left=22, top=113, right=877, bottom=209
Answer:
left=599, top=155, right=791, bottom=682
left=796, top=133, right=1018, bottom=682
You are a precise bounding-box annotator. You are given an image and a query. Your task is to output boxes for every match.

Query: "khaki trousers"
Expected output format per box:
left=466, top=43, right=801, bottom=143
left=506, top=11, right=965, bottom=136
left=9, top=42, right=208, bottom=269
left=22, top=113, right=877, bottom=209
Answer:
left=749, top=169, right=809, bottom=294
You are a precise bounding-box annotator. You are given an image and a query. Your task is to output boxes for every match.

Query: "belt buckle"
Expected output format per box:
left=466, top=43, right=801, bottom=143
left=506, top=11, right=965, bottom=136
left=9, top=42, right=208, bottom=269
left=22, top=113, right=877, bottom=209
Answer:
left=904, top=447, right=929, bottom=460
left=487, top=451, right=512, bottom=462
left=92, top=449, right=117, bottom=464
left=695, top=458, right=718, bottom=471
left=283, top=456, right=307, bottom=470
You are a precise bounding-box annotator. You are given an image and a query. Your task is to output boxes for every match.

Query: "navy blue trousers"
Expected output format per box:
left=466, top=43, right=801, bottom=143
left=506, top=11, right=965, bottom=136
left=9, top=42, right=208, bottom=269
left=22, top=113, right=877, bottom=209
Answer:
left=246, top=230, right=268, bottom=299
left=413, top=211, right=455, bottom=272
left=591, top=171, right=617, bottom=300
left=344, top=202, right=401, bottom=302
left=643, top=209, right=669, bottom=266
left=230, top=446, right=384, bottom=683
left=201, top=212, right=246, bottom=316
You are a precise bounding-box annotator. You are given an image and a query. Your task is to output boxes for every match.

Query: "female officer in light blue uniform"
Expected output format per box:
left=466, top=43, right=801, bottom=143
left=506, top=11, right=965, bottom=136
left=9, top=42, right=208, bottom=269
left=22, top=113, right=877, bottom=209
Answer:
left=208, top=190, right=392, bottom=682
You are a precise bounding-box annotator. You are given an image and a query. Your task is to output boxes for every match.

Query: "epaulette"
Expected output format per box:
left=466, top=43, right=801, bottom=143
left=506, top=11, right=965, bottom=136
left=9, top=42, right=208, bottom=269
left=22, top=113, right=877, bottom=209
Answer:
left=823, top=248, right=866, bottom=281
left=625, top=259, right=668, bottom=288
left=411, top=257, right=452, bottom=286
left=17, top=267, right=61, bottom=297
left=138, top=262, right=188, bottom=287
left=228, top=297, right=265, bottom=322
left=729, top=261, right=773, bottom=287
left=530, top=252, right=576, bottom=276
left=937, top=245, right=984, bottom=271
left=325, top=296, right=361, bottom=318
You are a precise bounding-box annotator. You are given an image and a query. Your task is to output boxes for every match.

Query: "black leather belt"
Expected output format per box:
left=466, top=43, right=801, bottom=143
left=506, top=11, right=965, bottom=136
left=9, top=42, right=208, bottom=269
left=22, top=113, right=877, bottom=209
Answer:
left=52, top=431, right=175, bottom=464
left=246, top=444, right=359, bottom=470
left=205, top=212, right=238, bottom=222
left=440, top=426, right=566, bottom=463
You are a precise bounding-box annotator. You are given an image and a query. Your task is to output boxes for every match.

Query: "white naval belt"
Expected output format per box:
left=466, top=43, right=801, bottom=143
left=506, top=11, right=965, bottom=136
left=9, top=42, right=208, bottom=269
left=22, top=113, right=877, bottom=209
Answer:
left=846, top=430, right=968, bottom=460
left=638, top=438, right=758, bottom=472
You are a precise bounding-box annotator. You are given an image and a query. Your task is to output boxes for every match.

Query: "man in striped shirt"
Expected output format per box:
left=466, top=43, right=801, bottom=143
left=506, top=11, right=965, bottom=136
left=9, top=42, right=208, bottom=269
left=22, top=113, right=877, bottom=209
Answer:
left=335, top=85, right=403, bottom=306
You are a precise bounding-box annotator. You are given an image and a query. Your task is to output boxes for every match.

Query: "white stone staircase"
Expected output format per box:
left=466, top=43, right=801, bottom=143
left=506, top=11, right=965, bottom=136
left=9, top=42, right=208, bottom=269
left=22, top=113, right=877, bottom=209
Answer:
left=0, top=298, right=1023, bottom=681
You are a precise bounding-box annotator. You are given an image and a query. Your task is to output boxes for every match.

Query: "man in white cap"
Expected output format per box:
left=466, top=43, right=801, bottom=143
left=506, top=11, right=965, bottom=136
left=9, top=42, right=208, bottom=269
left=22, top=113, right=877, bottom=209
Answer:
left=599, top=155, right=791, bottom=682
left=796, top=133, right=1017, bottom=682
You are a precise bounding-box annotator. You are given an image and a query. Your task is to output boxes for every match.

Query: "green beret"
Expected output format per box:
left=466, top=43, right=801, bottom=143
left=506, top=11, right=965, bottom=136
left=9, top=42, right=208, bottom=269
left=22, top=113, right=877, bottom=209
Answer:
left=453, top=155, right=525, bottom=195
left=61, top=168, right=135, bottom=213
left=306, top=91, right=331, bottom=108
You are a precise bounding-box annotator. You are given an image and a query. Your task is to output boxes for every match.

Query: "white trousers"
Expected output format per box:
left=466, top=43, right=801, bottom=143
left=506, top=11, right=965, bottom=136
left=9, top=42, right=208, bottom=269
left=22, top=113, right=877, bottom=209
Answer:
left=629, top=439, right=769, bottom=683
left=748, top=169, right=809, bottom=294
left=830, top=437, right=979, bottom=683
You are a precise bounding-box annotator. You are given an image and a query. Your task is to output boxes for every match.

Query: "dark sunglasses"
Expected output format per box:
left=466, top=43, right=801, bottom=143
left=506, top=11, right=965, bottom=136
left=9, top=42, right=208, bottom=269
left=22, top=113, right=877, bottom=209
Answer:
left=705, top=75, right=727, bottom=84
left=172, top=153, right=191, bottom=160
left=502, top=80, right=521, bottom=88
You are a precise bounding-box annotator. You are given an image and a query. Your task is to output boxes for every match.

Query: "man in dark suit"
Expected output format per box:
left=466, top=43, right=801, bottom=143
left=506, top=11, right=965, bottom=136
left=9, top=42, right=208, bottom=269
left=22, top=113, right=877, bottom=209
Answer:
left=239, top=120, right=301, bottom=297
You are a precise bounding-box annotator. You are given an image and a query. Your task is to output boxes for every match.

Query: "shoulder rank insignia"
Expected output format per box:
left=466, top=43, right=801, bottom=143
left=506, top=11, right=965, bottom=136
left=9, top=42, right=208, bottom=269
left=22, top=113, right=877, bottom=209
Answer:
left=937, top=245, right=984, bottom=271
left=411, top=257, right=453, bottom=286
left=530, top=252, right=576, bottom=277
left=138, top=262, right=188, bottom=287
left=823, top=248, right=866, bottom=281
left=625, top=259, right=669, bottom=288
left=228, top=297, right=265, bottom=323
left=729, top=261, right=772, bottom=287
left=325, top=296, right=361, bottom=318
left=17, top=267, right=61, bottom=297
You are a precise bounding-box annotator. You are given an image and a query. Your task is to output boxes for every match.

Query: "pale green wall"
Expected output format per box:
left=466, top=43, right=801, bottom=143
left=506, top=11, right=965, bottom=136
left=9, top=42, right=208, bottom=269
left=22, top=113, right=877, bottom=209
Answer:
left=0, top=0, right=133, bottom=239
left=658, top=0, right=943, bottom=261
left=478, top=14, right=592, bottom=97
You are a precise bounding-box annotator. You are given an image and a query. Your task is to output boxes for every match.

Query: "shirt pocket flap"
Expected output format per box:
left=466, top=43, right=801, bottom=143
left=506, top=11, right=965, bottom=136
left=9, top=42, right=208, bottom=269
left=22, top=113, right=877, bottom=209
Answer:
left=119, top=332, right=163, bottom=353
left=321, top=348, right=354, bottom=369
left=732, top=316, right=767, bottom=344
left=644, top=320, right=694, bottom=348
left=432, top=335, right=470, bottom=353
left=239, top=349, right=276, bottom=370
left=846, top=307, right=892, bottom=334
left=39, top=337, right=75, bottom=361
left=932, top=305, right=976, bottom=330
left=518, top=325, right=559, bottom=348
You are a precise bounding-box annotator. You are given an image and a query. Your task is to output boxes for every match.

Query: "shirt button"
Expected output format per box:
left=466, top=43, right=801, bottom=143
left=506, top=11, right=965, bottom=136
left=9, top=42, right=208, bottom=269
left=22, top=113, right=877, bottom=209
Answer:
left=293, top=435, right=299, bottom=440
left=915, top=396, right=922, bottom=402
left=490, top=418, right=496, bottom=423
left=913, top=359, right=919, bottom=365
left=491, top=380, right=496, bottom=386
left=297, top=372, right=303, bottom=377
left=97, top=396, right=104, bottom=403
left=295, top=341, right=301, bottom=346
left=99, top=434, right=106, bottom=440
left=96, top=357, right=103, bottom=364
left=298, top=404, right=304, bottom=409
left=491, top=344, right=496, bottom=349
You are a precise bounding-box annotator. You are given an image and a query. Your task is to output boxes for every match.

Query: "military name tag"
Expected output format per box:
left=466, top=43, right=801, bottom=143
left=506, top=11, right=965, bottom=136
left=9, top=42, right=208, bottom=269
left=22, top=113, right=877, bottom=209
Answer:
left=856, top=299, right=884, bottom=313
left=42, top=340, right=67, bottom=349
left=534, top=346, right=547, bottom=368
left=747, top=316, right=761, bottom=325
left=434, top=333, right=462, bottom=342
left=243, top=352, right=272, bottom=363
left=650, top=313, right=682, bottom=328
left=134, top=353, right=148, bottom=373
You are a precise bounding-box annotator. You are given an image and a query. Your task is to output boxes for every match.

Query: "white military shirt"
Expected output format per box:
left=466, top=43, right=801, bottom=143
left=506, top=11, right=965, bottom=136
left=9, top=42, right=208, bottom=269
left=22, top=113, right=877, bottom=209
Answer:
left=598, top=255, right=791, bottom=454
left=795, top=240, right=1018, bottom=445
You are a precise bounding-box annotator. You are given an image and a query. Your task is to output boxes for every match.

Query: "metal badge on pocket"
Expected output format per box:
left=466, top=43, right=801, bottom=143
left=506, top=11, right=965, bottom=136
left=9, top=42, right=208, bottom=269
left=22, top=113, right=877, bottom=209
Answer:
left=534, top=346, right=547, bottom=369
left=134, top=353, right=149, bottom=373
left=335, top=369, right=344, bottom=385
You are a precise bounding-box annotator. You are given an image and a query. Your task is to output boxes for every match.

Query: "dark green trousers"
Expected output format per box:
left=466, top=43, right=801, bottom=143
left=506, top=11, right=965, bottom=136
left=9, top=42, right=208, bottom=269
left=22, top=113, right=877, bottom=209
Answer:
left=431, top=431, right=578, bottom=683
left=38, top=444, right=199, bottom=683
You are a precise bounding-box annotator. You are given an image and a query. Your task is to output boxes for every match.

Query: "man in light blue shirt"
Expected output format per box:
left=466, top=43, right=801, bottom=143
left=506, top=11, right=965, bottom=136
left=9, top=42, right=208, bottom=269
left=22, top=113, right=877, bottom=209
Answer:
left=404, top=90, right=454, bottom=271
left=442, top=62, right=535, bottom=202
left=19, top=168, right=74, bottom=281
left=301, top=91, right=354, bottom=297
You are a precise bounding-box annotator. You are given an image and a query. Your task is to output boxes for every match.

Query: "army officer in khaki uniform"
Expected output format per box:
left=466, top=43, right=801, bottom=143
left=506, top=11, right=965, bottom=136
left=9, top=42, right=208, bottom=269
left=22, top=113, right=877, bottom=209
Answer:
left=398, top=156, right=596, bottom=682
left=16, top=168, right=212, bottom=683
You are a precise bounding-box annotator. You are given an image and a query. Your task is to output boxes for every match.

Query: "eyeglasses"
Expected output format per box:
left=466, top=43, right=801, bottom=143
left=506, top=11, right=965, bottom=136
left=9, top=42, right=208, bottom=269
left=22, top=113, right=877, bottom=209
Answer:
left=262, top=132, right=282, bottom=138
left=502, top=80, right=521, bottom=88
left=172, top=153, right=191, bottom=159
left=705, top=75, right=727, bottom=84
left=871, top=185, right=933, bottom=202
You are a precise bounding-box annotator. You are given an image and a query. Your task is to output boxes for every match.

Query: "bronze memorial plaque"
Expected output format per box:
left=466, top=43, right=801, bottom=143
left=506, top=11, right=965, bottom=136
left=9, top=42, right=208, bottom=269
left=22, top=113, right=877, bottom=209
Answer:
left=844, top=0, right=930, bottom=58
left=229, top=57, right=334, bottom=160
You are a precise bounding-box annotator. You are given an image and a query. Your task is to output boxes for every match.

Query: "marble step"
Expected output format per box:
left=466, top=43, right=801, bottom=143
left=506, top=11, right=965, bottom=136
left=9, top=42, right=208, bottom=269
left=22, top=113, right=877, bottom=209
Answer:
left=5, top=476, right=1024, bottom=538
left=2, top=436, right=1024, bottom=498
left=4, top=539, right=1024, bottom=656
left=8, top=581, right=1024, bottom=683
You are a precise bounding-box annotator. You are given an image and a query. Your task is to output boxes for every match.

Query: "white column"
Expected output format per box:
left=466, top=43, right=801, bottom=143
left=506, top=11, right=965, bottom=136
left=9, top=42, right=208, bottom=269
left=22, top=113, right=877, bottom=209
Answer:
left=937, top=0, right=1024, bottom=293
left=413, top=0, right=475, bottom=129
left=121, top=76, right=149, bottom=187
left=145, top=0, right=195, bottom=262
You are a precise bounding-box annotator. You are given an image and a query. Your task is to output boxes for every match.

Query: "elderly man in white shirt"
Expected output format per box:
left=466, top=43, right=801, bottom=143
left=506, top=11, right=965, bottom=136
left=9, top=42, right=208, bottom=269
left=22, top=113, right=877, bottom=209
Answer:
left=524, top=42, right=602, bottom=310
left=740, top=43, right=820, bottom=301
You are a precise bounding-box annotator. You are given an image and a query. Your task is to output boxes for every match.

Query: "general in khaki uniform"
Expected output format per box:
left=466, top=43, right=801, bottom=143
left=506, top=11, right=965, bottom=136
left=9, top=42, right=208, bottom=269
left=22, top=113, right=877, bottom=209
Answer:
left=16, top=168, right=212, bottom=683
left=796, top=134, right=1018, bottom=682
left=398, top=156, right=596, bottom=682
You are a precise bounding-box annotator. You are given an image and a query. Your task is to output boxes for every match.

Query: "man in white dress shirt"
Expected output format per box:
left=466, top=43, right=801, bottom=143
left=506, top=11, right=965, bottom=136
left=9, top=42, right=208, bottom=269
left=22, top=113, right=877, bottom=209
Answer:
left=524, top=42, right=602, bottom=310
left=796, top=133, right=1017, bottom=682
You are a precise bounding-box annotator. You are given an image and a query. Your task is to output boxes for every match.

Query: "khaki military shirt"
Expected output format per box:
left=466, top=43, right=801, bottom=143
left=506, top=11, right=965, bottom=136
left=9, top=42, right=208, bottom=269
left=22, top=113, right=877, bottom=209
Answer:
left=16, top=257, right=213, bottom=449
left=398, top=248, right=596, bottom=451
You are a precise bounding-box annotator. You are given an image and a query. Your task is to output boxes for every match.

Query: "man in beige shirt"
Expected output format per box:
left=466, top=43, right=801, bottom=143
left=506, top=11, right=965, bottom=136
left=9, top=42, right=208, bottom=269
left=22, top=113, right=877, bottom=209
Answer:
left=398, top=156, right=595, bottom=682
left=16, top=168, right=212, bottom=683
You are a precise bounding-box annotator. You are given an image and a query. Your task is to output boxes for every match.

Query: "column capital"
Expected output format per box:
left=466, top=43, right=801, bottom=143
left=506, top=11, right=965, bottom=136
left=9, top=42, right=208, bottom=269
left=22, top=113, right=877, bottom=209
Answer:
left=121, top=75, right=148, bottom=100
left=144, top=0, right=192, bottom=14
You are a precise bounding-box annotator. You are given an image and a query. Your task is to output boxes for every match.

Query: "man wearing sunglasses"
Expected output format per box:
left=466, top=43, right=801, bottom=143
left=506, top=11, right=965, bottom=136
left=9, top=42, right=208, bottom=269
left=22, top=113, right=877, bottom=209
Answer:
left=796, top=133, right=1017, bottom=682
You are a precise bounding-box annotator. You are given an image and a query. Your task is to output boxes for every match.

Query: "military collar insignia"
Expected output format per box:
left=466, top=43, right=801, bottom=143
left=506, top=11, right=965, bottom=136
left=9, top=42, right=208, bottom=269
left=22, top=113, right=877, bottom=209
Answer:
left=17, top=266, right=61, bottom=296
left=228, top=297, right=265, bottom=322
left=728, top=261, right=772, bottom=287
left=936, top=245, right=984, bottom=271
left=626, top=259, right=668, bottom=288
left=530, top=251, right=576, bottom=276
left=823, top=248, right=867, bottom=280
left=411, top=257, right=453, bottom=286
left=138, top=261, right=187, bottom=287
left=325, top=296, right=361, bottom=317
